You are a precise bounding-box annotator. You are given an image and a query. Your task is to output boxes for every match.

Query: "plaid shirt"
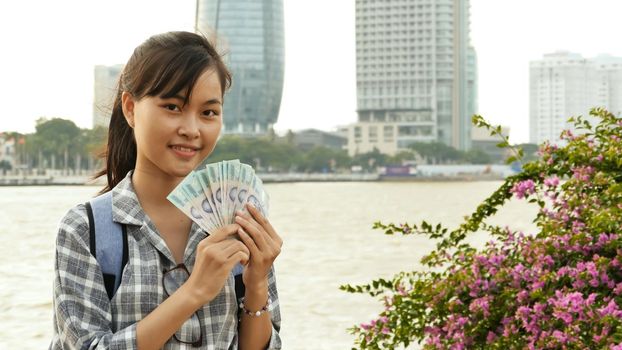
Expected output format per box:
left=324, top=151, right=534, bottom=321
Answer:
left=49, top=171, right=282, bottom=349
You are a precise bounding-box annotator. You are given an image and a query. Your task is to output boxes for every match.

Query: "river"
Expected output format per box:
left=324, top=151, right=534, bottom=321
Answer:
left=0, top=181, right=538, bottom=349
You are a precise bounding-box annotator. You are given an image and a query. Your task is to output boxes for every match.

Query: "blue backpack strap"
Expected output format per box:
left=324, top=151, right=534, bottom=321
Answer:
left=84, top=191, right=128, bottom=300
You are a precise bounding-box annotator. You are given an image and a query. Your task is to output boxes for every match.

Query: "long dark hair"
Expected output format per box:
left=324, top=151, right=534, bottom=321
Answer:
left=94, top=31, right=231, bottom=194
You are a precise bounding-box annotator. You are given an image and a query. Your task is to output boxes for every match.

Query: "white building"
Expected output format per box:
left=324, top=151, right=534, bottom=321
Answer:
left=352, top=0, right=477, bottom=156
left=346, top=111, right=435, bottom=156
left=530, top=52, right=622, bottom=145
left=93, top=64, right=124, bottom=128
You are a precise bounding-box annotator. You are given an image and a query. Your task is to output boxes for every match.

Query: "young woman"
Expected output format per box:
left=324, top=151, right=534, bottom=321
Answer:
left=49, top=31, right=282, bottom=349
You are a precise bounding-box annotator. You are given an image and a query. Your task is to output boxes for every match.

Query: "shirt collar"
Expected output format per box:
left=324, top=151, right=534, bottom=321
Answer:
left=110, top=170, right=208, bottom=266
left=111, top=170, right=148, bottom=227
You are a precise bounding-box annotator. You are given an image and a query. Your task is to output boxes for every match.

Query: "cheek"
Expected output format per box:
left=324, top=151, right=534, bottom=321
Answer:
left=134, top=122, right=169, bottom=155
left=201, top=124, right=222, bottom=154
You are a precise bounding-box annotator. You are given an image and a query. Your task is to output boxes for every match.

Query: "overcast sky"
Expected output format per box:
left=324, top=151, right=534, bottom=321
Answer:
left=1, top=0, right=621, bottom=144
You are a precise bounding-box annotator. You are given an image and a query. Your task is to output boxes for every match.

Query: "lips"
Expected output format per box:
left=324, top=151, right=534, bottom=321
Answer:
left=170, top=145, right=199, bottom=152
left=169, top=144, right=202, bottom=159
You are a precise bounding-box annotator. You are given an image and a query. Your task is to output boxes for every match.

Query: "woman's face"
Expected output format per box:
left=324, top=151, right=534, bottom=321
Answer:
left=123, top=69, right=223, bottom=179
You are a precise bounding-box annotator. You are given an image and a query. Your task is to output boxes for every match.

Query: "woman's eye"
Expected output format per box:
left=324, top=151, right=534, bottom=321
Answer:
left=203, top=110, right=219, bottom=118
left=164, top=104, right=180, bottom=112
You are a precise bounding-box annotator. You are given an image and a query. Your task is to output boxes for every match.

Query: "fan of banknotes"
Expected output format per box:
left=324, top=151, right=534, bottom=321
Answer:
left=167, top=159, right=269, bottom=234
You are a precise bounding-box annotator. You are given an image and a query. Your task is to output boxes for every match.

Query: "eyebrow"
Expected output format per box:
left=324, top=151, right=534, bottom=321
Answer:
left=170, top=94, right=222, bottom=105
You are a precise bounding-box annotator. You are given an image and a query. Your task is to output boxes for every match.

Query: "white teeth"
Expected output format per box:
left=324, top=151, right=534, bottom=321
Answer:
left=172, top=146, right=195, bottom=152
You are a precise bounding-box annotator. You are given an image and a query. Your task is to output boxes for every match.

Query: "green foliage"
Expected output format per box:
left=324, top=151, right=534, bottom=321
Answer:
left=408, top=141, right=463, bottom=164
left=342, top=108, right=622, bottom=349
left=3, top=118, right=106, bottom=170
left=34, top=117, right=81, bottom=156
left=464, top=149, right=492, bottom=164
left=0, top=160, right=12, bottom=171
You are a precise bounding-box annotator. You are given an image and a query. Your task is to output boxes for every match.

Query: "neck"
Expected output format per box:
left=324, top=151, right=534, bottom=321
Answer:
left=131, top=167, right=183, bottom=211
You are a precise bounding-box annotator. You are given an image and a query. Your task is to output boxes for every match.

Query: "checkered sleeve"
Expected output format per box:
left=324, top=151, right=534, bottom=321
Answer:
left=265, top=265, right=282, bottom=349
left=51, top=205, right=138, bottom=349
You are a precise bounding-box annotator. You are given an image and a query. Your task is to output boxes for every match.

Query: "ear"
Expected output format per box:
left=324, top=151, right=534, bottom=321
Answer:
left=121, top=91, right=136, bottom=128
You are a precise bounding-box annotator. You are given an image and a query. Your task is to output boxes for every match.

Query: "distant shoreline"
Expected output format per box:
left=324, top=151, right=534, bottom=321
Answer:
left=0, top=173, right=508, bottom=186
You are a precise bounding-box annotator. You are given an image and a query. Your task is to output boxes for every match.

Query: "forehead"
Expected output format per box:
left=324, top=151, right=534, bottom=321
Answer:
left=179, top=69, right=223, bottom=103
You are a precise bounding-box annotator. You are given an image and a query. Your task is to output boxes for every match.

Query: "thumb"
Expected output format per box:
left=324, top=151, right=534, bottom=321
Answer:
left=205, top=223, right=241, bottom=243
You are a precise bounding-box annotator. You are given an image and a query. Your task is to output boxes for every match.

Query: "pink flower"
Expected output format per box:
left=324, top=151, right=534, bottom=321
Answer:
left=544, top=176, right=560, bottom=188
left=552, top=330, right=568, bottom=343
left=486, top=331, right=496, bottom=344
left=511, top=179, right=536, bottom=199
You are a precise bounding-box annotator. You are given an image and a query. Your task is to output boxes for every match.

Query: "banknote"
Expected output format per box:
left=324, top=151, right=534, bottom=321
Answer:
left=168, top=160, right=269, bottom=235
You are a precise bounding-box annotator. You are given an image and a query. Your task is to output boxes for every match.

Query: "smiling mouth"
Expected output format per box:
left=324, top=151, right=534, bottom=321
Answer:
left=170, top=145, right=199, bottom=152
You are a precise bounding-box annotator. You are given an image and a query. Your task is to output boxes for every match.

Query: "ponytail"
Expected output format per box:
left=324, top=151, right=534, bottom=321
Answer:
left=93, top=90, right=137, bottom=194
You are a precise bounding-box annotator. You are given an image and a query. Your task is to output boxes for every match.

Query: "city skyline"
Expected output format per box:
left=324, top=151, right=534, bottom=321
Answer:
left=1, top=0, right=622, bottom=144
left=196, top=0, right=285, bottom=135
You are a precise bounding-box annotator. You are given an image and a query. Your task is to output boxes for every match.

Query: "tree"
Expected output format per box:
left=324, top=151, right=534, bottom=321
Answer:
left=0, top=159, right=11, bottom=174
left=33, top=118, right=81, bottom=170
left=352, top=147, right=388, bottom=172
left=513, top=143, right=539, bottom=162
left=408, top=141, right=463, bottom=164
left=342, top=108, right=622, bottom=349
left=302, top=146, right=349, bottom=173
left=464, top=148, right=492, bottom=164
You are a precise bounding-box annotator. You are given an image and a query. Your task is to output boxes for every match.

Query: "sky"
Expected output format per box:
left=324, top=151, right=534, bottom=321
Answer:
left=1, top=0, right=622, bottom=144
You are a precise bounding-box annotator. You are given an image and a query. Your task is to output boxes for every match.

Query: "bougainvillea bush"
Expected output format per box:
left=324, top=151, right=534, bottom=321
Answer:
left=341, top=108, right=622, bottom=349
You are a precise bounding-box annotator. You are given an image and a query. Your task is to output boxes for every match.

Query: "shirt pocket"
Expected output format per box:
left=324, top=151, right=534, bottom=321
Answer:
left=111, top=244, right=163, bottom=329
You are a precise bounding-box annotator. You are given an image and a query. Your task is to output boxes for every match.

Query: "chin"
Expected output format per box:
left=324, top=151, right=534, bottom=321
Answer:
left=167, top=165, right=195, bottom=178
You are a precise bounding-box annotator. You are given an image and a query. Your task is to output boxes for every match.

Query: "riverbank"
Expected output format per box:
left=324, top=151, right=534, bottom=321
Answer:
left=0, top=173, right=509, bottom=186
left=0, top=164, right=517, bottom=185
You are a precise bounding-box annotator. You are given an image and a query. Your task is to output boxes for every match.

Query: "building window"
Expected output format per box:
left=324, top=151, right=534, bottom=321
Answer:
left=384, top=125, right=394, bottom=142
left=369, top=126, right=378, bottom=142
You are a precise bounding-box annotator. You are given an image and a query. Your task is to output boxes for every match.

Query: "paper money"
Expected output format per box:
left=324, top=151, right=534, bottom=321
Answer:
left=168, top=159, right=270, bottom=234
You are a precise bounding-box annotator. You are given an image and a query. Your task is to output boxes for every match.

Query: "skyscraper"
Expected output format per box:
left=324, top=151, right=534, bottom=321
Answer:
left=93, top=64, right=123, bottom=128
left=196, top=0, right=285, bottom=135
left=352, top=0, right=477, bottom=155
left=530, top=52, right=622, bottom=145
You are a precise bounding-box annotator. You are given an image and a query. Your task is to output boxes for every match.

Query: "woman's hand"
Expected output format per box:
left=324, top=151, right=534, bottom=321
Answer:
left=183, top=224, right=250, bottom=306
left=235, top=202, right=283, bottom=290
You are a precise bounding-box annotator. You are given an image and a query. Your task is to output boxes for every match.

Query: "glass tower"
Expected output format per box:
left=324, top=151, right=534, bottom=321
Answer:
left=196, top=0, right=285, bottom=135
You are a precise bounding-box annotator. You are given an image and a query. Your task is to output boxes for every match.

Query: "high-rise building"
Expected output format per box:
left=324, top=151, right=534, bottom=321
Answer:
left=530, top=52, right=622, bottom=145
left=195, top=0, right=285, bottom=135
left=351, top=0, right=477, bottom=156
left=93, top=64, right=123, bottom=129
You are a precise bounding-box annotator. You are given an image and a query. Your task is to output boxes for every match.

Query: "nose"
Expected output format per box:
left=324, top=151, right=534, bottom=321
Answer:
left=178, top=114, right=200, bottom=139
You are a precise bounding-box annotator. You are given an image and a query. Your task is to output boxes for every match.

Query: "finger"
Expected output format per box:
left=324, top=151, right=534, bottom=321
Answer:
left=199, top=238, right=237, bottom=260
left=235, top=209, right=265, bottom=235
left=237, top=226, right=260, bottom=257
left=245, top=203, right=282, bottom=244
left=204, top=223, right=241, bottom=243
left=239, top=208, right=283, bottom=255
left=237, top=207, right=283, bottom=253
left=222, top=240, right=250, bottom=264
left=234, top=214, right=269, bottom=251
left=227, top=251, right=250, bottom=267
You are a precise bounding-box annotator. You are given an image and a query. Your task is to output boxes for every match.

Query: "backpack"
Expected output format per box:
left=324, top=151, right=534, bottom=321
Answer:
left=85, top=191, right=245, bottom=300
